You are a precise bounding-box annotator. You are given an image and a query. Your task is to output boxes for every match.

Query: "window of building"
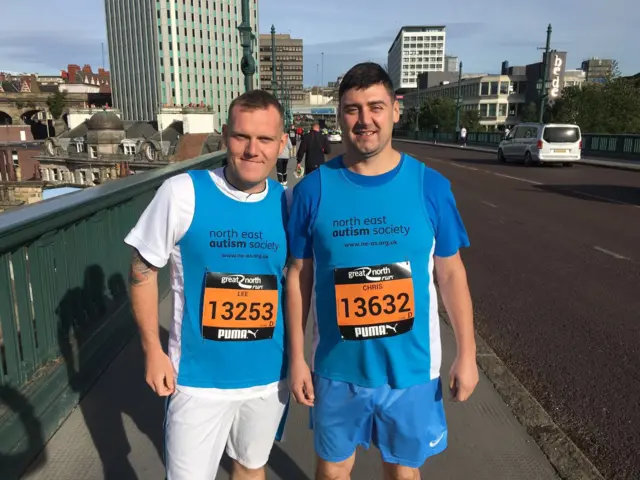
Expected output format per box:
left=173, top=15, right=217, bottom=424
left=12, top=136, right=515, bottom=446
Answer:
left=499, top=104, right=508, bottom=116
left=480, top=82, right=489, bottom=95
left=488, top=104, right=497, bottom=117
left=500, top=82, right=509, bottom=95
left=11, top=151, right=19, bottom=168
left=490, top=82, right=499, bottom=95
left=89, top=146, right=97, bottom=159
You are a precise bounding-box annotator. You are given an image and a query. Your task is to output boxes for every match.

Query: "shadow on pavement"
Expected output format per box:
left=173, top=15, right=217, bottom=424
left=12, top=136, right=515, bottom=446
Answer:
left=0, top=386, right=47, bottom=480
left=56, top=265, right=165, bottom=480
left=531, top=184, right=640, bottom=206
left=220, top=443, right=311, bottom=480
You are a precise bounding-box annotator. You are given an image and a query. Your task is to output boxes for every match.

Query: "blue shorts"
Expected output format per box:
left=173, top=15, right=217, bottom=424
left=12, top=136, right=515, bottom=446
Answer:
left=311, top=375, right=448, bottom=468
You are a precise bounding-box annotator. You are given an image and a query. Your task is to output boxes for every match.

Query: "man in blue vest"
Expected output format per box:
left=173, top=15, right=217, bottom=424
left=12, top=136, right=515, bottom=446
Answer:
left=125, top=90, right=290, bottom=479
left=286, top=62, right=479, bottom=479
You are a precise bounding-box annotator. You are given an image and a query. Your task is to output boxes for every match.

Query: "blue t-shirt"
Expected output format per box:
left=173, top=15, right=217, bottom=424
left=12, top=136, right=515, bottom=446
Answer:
left=287, top=154, right=470, bottom=388
left=289, top=154, right=469, bottom=261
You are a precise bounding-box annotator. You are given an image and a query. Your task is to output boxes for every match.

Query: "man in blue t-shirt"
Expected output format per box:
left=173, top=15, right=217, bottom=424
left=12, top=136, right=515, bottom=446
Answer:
left=286, top=62, right=479, bottom=479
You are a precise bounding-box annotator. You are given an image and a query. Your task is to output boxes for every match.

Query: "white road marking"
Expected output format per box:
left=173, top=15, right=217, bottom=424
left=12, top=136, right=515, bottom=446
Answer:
left=493, top=173, right=542, bottom=185
left=450, top=163, right=478, bottom=171
left=421, top=154, right=640, bottom=209
left=481, top=201, right=498, bottom=208
left=593, top=246, right=630, bottom=260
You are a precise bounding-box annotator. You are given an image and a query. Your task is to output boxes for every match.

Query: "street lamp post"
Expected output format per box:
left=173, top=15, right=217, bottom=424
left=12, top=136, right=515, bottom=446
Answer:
left=237, top=0, right=255, bottom=92
left=538, top=24, right=552, bottom=124
left=454, top=61, right=463, bottom=135
left=271, top=25, right=277, bottom=99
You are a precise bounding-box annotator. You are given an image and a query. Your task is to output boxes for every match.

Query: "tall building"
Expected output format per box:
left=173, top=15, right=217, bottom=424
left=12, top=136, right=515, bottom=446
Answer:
left=258, top=33, right=304, bottom=103
left=105, top=0, right=259, bottom=129
left=387, top=26, right=446, bottom=93
left=444, top=56, right=459, bottom=73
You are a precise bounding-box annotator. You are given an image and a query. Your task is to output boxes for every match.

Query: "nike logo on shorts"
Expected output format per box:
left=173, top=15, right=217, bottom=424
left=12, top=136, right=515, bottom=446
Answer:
left=429, top=432, right=445, bottom=448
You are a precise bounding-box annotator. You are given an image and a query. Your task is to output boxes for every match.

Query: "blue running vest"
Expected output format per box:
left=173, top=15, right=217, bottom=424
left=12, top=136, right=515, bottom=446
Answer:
left=312, top=155, right=436, bottom=388
left=176, top=170, right=288, bottom=389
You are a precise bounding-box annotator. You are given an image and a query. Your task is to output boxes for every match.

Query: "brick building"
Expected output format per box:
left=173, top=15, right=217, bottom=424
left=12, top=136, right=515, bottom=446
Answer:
left=0, top=125, right=42, bottom=182
left=61, top=64, right=111, bottom=93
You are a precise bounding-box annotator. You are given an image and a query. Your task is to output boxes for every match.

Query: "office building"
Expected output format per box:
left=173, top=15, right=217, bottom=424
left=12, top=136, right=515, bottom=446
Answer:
left=387, top=26, right=446, bottom=93
left=403, top=73, right=528, bottom=129
left=258, top=33, right=304, bottom=102
left=581, top=58, right=614, bottom=84
left=445, top=56, right=459, bottom=73
left=105, top=0, right=259, bottom=129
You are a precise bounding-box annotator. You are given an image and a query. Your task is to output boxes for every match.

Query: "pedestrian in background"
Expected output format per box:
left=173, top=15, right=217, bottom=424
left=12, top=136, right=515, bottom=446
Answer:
left=460, top=126, right=467, bottom=147
left=296, top=123, right=331, bottom=176
left=277, top=134, right=294, bottom=185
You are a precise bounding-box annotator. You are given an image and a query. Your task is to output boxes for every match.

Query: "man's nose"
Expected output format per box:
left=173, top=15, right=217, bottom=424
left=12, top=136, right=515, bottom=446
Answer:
left=358, top=109, right=372, bottom=127
left=244, top=139, right=258, bottom=156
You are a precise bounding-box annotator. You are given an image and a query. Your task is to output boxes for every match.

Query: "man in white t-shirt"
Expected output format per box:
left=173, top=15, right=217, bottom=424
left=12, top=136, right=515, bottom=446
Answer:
left=125, top=90, right=291, bottom=479
left=459, top=126, right=467, bottom=147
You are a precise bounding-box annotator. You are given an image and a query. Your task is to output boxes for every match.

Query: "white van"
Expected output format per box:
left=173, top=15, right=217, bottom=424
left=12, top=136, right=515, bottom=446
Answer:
left=497, top=123, right=582, bottom=166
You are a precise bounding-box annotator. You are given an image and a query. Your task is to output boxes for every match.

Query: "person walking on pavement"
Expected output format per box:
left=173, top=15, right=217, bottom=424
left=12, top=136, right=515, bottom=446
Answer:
left=286, top=62, right=479, bottom=480
left=460, top=126, right=468, bottom=147
left=125, top=89, right=291, bottom=480
left=277, top=134, right=294, bottom=185
left=296, top=122, right=331, bottom=177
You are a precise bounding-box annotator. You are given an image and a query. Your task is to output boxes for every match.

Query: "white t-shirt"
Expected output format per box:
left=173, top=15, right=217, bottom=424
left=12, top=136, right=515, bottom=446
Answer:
left=460, top=128, right=467, bottom=138
left=125, top=167, right=291, bottom=400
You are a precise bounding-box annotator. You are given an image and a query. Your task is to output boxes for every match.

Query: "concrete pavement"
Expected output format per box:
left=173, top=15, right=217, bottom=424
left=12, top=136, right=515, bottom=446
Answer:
left=21, top=292, right=560, bottom=480
left=20, top=157, right=567, bottom=480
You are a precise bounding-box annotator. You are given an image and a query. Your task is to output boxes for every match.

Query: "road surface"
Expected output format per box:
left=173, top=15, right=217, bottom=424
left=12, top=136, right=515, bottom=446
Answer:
left=394, top=140, right=640, bottom=480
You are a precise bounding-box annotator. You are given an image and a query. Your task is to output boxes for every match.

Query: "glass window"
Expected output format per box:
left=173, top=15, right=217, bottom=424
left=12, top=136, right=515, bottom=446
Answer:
left=490, top=82, right=499, bottom=95
left=488, top=104, right=497, bottom=116
left=480, top=83, right=489, bottom=95
left=498, top=104, right=508, bottom=116
left=543, top=127, right=581, bottom=143
left=500, top=82, right=509, bottom=95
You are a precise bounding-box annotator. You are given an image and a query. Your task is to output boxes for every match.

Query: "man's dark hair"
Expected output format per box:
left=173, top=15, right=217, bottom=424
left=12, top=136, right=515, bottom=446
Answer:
left=338, top=62, right=396, bottom=103
left=227, top=89, right=284, bottom=128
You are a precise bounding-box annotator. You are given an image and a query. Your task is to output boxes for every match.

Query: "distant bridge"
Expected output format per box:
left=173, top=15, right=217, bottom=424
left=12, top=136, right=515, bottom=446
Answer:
left=0, top=91, right=111, bottom=126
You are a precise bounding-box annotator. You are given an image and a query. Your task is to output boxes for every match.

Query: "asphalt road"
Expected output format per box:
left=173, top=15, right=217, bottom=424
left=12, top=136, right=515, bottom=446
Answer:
left=389, top=140, right=639, bottom=480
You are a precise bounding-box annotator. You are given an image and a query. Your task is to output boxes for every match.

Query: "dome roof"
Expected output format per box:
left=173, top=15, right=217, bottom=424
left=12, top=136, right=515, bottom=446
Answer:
left=87, top=111, right=124, bottom=131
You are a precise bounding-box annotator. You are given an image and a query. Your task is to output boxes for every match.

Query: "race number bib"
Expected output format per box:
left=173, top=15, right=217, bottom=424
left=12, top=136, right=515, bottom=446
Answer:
left=201, top=272, right=278, bottom=341
left=334, top=262, right=415, bottom=340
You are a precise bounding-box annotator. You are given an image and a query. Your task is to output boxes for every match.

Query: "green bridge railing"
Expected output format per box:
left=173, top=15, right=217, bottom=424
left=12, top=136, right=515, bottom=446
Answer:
left=393, top=130, right=640, bottom=162
left=0, top=151, right=226, bottom=478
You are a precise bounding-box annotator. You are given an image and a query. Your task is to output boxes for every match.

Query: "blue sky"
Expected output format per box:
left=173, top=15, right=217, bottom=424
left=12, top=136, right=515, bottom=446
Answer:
left=0, top=0, right=637, bottom=86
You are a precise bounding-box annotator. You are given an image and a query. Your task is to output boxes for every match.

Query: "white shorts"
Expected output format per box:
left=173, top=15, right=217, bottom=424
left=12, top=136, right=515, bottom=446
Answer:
left=165, top=388, right=289, bottom=479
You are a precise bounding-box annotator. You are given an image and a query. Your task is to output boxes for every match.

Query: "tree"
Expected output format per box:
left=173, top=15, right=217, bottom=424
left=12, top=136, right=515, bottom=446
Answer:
left=461, top=109, right=481, bottom=132
left=549, top=78, right=640, bottom=133
left=520, top=102, right=539, bottom=122
left=403, top=106, right=419, bottom=129
left=46, top=91, right=68, bottom=120
left=418, top=97, right=456, bottom=131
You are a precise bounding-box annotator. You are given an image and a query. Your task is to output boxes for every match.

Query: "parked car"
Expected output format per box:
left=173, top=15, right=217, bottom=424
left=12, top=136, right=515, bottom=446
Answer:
left=498, top=123, right=582, bottom=166
left=327, top=130, right=342, bottom=143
